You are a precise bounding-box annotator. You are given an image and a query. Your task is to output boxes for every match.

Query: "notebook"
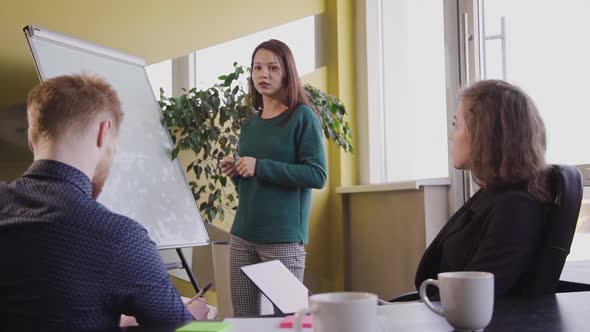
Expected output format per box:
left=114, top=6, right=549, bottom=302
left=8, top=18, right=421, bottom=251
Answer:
left=241, top=260, right=310, bottom=314
left=176, top=322, right=232, bottom=332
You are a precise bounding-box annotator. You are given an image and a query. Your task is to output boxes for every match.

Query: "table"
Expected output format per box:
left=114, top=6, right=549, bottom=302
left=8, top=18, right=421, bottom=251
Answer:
left=560, top=260, right=590, bottom=284
left=120, top=291, right=590, bottom=332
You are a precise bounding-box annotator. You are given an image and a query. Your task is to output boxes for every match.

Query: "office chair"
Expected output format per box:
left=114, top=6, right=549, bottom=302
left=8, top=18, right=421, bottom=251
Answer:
left=388, top=164, right=585, bottom=302
left=533, top=164, right=585, bottom=294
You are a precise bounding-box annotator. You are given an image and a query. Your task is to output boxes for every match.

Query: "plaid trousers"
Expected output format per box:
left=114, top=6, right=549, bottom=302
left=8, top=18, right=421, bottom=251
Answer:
left=229, top=235, right=306, bottom=317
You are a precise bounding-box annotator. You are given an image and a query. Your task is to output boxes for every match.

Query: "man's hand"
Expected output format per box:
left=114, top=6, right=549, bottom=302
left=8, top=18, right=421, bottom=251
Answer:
left=235, top=157, right=257, bottom=177
left=186, top=297, right=210, bottom=320
left=120, top=314, right=138, bottom=327
left=119, top=297, right=210, bottom=326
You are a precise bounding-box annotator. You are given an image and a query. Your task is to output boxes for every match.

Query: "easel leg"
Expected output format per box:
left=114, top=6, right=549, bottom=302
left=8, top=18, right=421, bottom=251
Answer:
left=176, top=248, right=200, bottom=293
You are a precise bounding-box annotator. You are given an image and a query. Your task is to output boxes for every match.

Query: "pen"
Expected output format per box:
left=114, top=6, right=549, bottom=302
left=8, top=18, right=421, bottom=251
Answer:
left=187, top=282, right=213, bottom=304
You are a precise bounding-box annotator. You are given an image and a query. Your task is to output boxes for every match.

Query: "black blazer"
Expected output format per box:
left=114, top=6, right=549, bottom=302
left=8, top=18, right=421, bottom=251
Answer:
left=415, top=184, right=548, bottom=296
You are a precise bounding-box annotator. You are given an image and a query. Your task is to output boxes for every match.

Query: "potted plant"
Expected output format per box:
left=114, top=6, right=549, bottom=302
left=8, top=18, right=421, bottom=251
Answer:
left=160, top=63, right=352, bottom=225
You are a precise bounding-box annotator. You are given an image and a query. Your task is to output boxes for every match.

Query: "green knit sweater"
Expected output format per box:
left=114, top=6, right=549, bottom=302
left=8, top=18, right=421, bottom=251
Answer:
left=230, top=104, right=327, bottom=244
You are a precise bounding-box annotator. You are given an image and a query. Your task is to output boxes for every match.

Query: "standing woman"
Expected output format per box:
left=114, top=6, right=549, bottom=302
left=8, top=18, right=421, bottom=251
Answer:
left=220, top=39, right=327, bottom=317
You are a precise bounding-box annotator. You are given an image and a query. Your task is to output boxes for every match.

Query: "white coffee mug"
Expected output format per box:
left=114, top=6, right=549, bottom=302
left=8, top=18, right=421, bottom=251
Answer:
left=293, top=292, right=378, bottom=332
left=419, top=271, right=494, bottom=332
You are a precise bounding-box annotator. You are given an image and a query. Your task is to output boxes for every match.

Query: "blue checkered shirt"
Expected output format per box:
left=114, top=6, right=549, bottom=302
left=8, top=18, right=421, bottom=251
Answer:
left=0, top=160, right=193, bottom=330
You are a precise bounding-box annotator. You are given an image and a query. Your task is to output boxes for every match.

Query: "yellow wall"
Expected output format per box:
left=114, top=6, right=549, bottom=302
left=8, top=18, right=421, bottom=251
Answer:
left=0, top=141, right=32, bottom=182
left=301, top=67, right=335, bottom=292
left=0, top=0, right=358, bottom=295
left=324, top=0, right=358, bottom=291
left=0, top=0, right=324, bottom=111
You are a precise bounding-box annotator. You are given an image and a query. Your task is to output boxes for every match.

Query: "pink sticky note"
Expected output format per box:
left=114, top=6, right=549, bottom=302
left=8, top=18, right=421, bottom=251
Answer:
left=280, top=315, right=313, bottom=328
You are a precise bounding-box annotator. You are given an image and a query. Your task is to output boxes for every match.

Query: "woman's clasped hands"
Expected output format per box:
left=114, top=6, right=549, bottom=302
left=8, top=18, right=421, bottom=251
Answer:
left=220, top=155, right=257, bottom=178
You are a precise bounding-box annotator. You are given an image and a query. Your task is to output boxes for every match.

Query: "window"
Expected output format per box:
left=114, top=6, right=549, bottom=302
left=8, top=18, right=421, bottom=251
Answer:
left=475, top=0, right=590, bottom=261
left=479, top=0, right=590, bottom=165
left=360, top=0, right=452, bottom=184
left=194, top=15, right=319, bottom=89
left=146, top=16, right=321, bottom=100
left=145, top=59, right=172, bottom=100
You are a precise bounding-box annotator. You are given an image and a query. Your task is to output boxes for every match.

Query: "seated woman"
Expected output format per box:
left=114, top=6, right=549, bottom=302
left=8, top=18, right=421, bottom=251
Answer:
left=415, top=79, right=551, bottom=297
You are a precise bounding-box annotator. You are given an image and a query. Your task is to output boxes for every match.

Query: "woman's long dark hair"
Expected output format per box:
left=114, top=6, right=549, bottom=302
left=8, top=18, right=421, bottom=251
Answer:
left=248, top=39, right=310, bottom=119
left=461, top=80, right=550, bottom=202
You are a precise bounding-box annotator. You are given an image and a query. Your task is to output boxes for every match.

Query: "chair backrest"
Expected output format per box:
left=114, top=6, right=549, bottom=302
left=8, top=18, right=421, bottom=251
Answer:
left=524, top=164, right=584, bottom=295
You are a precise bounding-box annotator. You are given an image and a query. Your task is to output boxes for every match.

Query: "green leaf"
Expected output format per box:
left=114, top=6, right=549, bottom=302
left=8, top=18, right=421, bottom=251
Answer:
left=206, top=209, right=216, bottom=223
left=171, top=147, right=180, bottom=160
left=195, top=165, right=203, bottom=179
left=186, top=162, right=195, bottom=172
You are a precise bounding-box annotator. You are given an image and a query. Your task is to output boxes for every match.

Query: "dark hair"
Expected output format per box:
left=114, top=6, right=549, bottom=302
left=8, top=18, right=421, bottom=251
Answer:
left=27, top=74, right=123, bottom=143
left=461, top=79, right=550, bottom=202
left=248, top=39, right=310, bottom=119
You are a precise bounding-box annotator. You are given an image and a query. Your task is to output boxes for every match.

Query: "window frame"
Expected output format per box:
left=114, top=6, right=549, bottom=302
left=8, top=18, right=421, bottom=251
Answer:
left=357, top=0, right=467, bottom=212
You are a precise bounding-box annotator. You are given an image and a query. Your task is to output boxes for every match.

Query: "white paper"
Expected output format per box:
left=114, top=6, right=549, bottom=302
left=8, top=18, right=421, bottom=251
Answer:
left=241, top=260, right=309, bottom=314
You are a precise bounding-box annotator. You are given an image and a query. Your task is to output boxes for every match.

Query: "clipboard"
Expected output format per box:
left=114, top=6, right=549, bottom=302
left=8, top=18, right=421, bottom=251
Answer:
left=240, top=260, right=309, bottom=314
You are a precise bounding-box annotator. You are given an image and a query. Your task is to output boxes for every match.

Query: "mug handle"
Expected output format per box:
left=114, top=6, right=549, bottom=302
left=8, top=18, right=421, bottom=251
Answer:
left=293, top=308, right=312, bottom=332
left=419, top=278, right=444, bottom=317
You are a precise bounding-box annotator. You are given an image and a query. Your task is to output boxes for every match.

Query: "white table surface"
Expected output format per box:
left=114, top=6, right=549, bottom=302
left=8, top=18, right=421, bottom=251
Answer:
left=560, top=260, right=590, bottom=284
left=224, top=317, right=302, bottom=331
left=224, top=302, right=451, bottom=332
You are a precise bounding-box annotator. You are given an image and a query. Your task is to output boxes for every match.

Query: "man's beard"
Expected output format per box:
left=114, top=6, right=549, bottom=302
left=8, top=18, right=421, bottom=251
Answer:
left=92, top=155, right=112, bottom=200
